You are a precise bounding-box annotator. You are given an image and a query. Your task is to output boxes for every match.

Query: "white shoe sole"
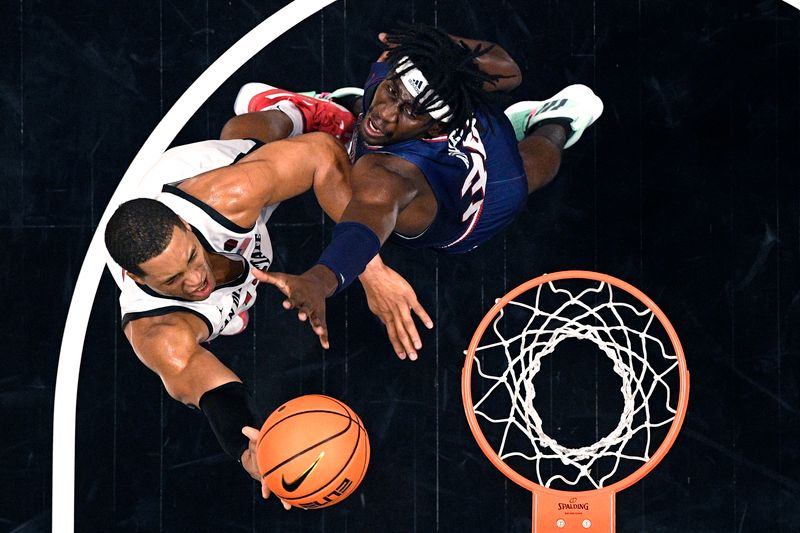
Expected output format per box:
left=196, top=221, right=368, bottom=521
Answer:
left=233, top=82, right=277, bottom=115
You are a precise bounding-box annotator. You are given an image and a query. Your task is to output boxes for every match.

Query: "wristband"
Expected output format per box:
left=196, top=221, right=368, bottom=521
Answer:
left=198, top=381, right=259, bottom=461
left=316, top=221, right=381, bottom=295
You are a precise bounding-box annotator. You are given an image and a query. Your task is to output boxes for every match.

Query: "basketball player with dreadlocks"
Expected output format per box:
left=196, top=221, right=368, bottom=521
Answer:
left=234, top=24, right=603, bottom=358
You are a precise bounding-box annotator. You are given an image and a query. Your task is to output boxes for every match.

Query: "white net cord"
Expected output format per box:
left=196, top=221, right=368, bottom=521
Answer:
left=470, top=280, right=679, bottom=489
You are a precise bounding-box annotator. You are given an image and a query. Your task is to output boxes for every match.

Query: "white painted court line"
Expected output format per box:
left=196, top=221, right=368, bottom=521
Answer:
left=52, top=1, right=337, bottom=531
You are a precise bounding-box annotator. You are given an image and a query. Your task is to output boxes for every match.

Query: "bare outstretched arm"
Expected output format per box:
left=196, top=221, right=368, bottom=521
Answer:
left=446, top=34, right=522, bottom=92
left=359, top=255, right=433, bottom=360
left=125, top=313, right=238, bottom=407
left=377, top=31, right=521, bottom=92
left=124, top=313, right=284, bottom=507
left=177, top=132, right=351, bottom=229
left=253, top=152, right=428, bottom=355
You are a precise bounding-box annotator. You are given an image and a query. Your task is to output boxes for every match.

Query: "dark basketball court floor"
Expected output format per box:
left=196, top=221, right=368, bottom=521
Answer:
left=2, top=1, right=798, bottom=531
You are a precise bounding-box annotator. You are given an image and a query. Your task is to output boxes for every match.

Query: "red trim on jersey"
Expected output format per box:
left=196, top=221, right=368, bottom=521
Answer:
left=442, top=201, right=485, bottom=249
left=423, top=135, right=449, bottom=142
left=363, top=134, right=448, bottom=150
left=236, top=237, right=252, bottom=254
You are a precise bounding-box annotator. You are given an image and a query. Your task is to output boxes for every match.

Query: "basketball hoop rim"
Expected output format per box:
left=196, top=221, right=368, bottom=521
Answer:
left=461, top=270, right=691, bottom=497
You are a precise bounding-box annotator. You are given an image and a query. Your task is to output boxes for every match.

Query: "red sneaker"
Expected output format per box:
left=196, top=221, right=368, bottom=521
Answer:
left=235, top=82, right=358, bottom=143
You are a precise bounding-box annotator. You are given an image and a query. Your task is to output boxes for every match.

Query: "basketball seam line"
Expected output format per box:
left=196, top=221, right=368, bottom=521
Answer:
left=281, top=425, right=367, bottom=502
left=257, top=409, right=355, bottom=449
left=261, top=416, right=354, bottom=478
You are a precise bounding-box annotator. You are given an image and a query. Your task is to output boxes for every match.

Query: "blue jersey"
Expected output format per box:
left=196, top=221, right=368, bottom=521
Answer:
left=353, top=61, right=528, bottom=254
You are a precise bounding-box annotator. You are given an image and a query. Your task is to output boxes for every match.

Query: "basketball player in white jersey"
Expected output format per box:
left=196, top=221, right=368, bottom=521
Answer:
left=105, top=132, right=353, bottom=506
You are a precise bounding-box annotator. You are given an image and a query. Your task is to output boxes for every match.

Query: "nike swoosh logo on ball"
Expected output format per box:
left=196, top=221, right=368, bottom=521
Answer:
left=281, top=452, right=325, bottom=492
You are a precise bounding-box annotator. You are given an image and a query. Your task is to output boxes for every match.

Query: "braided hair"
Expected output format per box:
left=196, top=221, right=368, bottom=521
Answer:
left=383, top=23, right=502, bottom=134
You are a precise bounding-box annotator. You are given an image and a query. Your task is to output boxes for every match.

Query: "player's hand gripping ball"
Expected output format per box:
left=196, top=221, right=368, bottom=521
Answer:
left=256, top=395, right=370, bottom=509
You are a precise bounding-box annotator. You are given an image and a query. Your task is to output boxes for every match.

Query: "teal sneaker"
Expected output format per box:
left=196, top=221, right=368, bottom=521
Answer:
left=504, top=84, right=603, bottom=148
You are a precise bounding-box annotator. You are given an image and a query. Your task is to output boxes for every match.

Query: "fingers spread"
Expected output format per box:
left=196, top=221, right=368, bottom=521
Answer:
left=253, top=269, right=291, bottom=294
left=250, top=267, right=270, bottom=280
left=399, top=310, right=422, bottom=351
left=393, top=313, right=417, bottom=361
left=412, top=302, right=434, bottom=329
left=308, top=310, right=329, bottom=349
left=318, top=330, right=330, bottom=350
left=384, top=321, right=405, bottom=359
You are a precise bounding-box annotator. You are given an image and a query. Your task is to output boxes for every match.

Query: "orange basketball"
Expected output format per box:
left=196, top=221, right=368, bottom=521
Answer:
left=256, top=394, right=370, bottom=509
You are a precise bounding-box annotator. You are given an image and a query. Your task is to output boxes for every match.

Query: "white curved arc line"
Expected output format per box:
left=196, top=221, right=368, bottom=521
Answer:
left=52, top=1, right=337, bottom=531
left=783, top=0, right=800, bottom=10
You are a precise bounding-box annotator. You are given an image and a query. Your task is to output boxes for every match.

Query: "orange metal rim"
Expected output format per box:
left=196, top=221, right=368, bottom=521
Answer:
left=461, top=270, right=691, bottom=496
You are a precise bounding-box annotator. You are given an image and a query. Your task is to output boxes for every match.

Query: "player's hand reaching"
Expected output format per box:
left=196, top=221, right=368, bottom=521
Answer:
left=376, top=32, right=396, bottom=62
left=241, top=426, right=290, bottom=510
left=251, top=266, right=337, bottom=349
left=359, top=256, right=433, bottom=361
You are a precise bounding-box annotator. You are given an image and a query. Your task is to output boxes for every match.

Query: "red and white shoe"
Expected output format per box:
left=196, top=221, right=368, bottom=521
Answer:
left=233, top=82, right=362, bottom=143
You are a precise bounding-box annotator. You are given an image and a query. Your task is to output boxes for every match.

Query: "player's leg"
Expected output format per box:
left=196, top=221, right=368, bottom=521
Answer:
left=220, top=82, right=363, bottom=144
left=220, top=110, right=294, bottom=143
left=517, top=124, right=567, bottom=193
left=505, top=84, right=604, bottom=193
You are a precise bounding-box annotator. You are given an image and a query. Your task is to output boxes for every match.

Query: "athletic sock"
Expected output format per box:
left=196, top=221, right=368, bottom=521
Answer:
left=262, top=100, right=305, bottom=137
left=526, top=117, right=572, bottom=138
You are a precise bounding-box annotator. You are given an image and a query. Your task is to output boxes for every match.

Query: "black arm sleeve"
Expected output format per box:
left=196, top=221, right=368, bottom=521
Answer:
left=198, top=381, right=260, bottom=461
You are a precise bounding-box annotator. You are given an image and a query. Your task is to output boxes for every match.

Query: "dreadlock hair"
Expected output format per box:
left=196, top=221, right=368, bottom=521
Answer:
left=105, top=198, right=185, bottom=277
left=383, top=23, right=503, bottom=134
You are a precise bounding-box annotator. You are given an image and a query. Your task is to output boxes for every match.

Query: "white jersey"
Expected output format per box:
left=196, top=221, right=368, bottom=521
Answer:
left=110, top=139, right=276, bottom=341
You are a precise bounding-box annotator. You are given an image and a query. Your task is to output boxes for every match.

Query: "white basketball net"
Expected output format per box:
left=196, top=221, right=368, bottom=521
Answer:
left=470, top=279, right=679, bottom=490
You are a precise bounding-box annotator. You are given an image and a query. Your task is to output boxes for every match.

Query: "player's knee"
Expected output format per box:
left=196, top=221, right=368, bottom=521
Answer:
left=220, top=111, right=293, bottom=143
left=220, top=115, right=246, bottom=140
